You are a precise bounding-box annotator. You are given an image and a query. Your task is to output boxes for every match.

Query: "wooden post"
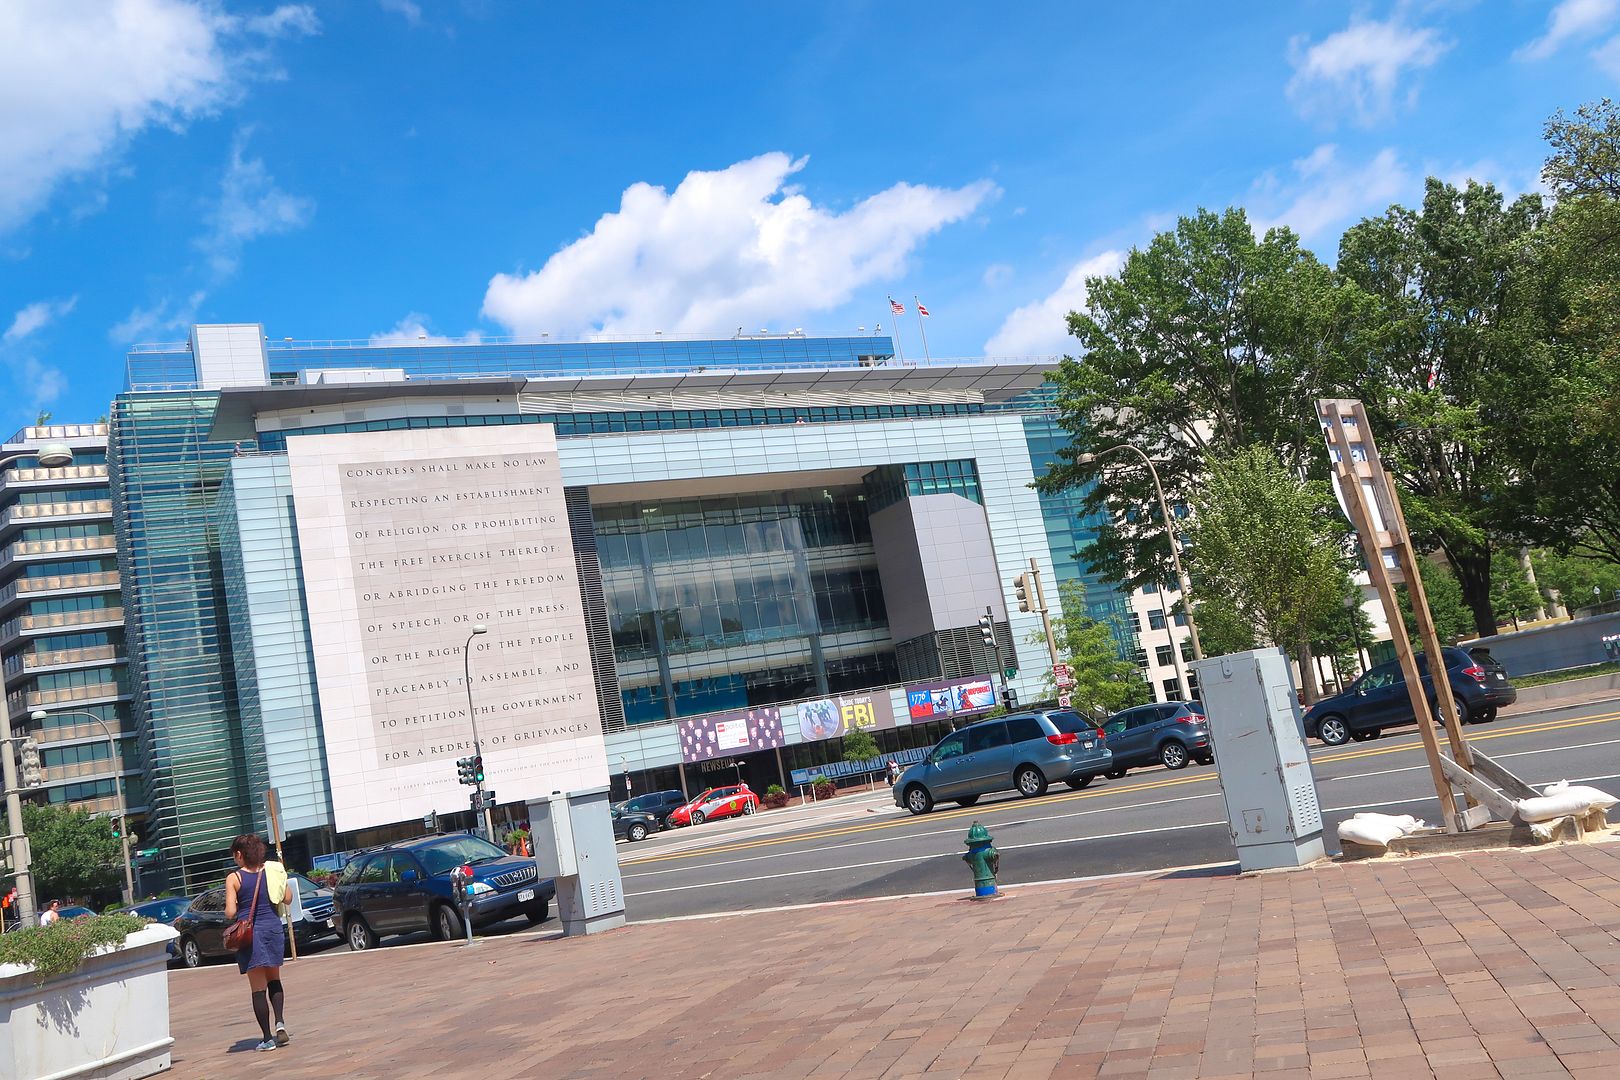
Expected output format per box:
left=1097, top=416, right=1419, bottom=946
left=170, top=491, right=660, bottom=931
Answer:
left=264, top=788, right=296, bottom=960
left=1320, top=402, right=1462, bottom=832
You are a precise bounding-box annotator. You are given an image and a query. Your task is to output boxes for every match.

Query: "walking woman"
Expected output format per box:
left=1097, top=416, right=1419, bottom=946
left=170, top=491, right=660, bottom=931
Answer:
left=224, top=833, right=290, bottom=1051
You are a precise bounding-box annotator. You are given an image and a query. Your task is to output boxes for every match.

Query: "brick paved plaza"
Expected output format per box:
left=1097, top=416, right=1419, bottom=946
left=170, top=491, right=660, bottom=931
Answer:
left=165, top=843, right=1620, bottom=1079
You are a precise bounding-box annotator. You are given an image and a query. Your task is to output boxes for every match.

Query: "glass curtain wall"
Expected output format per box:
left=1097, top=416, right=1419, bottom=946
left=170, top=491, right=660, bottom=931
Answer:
left=595, top=488, right=897, bottom=723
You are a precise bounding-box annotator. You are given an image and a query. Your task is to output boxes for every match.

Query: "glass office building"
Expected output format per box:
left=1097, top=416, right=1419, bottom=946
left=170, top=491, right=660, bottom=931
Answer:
left=112, top=325, right=1130, bottom=888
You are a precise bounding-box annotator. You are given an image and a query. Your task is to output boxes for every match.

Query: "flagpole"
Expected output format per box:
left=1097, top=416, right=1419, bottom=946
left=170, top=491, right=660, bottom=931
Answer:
left=914, top=296, right=932, bottom=363
left=886, top=297, right=907, bottom=365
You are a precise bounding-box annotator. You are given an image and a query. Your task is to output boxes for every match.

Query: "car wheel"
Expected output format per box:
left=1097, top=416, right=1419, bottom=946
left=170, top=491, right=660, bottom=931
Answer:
left=742, top=800, right=756, bottom=816
left=691, top=810, right=706, bottom=825
left=1479, top=707, right=1497, bottom=724
left=627, top=822, right=649, bottom=842
left=1194, top=754, right=1214, bottom=766
left=179, top=936, right=202, bottom=969
left=1104, top=768, right=1127, bottom=780
left=1065, top=775, right=1095, bottom=790
left=524, top=899, right=550, bottom=925
left=1159, top=742, right=1189, bottom=770
left=434, top=903, right=465, bottom=942
left=955, top=795, right=980, bottom=807
left=346, top=916, right=378, bottom=952
left=1015, top=765, right=1048, bottom=798
left=1350, top=728, right=1381, bottom=742
left=904, top=785, right=934, bottom=815
left=1316, top=716, right=1350, bottom=746
left=1454, top=700, right=1471, bottom=726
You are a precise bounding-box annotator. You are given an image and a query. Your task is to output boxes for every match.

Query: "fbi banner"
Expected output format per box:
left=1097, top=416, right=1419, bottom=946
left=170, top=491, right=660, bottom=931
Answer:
left=796, top=693, right=901, bottom=743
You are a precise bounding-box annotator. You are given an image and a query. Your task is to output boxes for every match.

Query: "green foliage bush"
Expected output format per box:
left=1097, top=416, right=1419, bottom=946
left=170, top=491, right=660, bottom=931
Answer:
left=0, top=913, right=147, bottom=983
left=764, top=784, right=785, bottom=796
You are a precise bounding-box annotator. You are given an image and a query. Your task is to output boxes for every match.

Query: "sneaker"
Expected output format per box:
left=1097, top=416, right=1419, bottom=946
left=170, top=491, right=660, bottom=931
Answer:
left=274, top=1024, right=290, bottom=1047
left=255, top=1039, right=278, bottom=1052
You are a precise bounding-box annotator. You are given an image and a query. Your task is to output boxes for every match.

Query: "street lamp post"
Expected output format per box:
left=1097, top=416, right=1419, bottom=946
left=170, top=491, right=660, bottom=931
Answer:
left=462, top=624, right=495, bottom=841
left=1078, top=446, right=1203, bottom=700
left=1, top=441, right=74, bottom=923
left=31, top=709, right=134, bottom=905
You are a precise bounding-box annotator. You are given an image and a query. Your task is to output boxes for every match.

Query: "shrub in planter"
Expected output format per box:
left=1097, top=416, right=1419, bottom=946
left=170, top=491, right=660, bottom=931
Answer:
left=0, top=913, right=147, bottom=983
left=811, top=775, right=837, bottom=800
left=763, top=783, right=789, bottom=809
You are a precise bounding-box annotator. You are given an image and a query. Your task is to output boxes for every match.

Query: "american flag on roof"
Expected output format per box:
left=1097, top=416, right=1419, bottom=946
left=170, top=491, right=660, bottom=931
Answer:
left=917, top=301, right=930, bottom=317
left=889, top=298, right=905, bottom=315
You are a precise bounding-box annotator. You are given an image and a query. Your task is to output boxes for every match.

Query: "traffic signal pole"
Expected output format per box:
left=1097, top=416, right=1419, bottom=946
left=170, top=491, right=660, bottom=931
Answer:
left=462, top=625, right=495, bottom=842
left=0, top=707, right=36, bottom=923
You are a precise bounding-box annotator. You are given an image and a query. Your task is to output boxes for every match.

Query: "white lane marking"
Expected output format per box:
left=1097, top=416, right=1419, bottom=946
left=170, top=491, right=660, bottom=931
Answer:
left=1323, top=774, right=1620, bottom=816
left=1325, top=739, right=1620, bottom=783
left=619, top=792, right=1223, bottom=883
left=623, top=820, right=1230, bottom=898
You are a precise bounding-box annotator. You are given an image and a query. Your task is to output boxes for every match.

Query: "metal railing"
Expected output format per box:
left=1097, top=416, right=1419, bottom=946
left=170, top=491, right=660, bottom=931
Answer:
left=0, top=464, right=108, bottom=484
left=4, top=424, right=108, bottom=442
left=10, top=683, right=128, bottom=715
left=0, top=500, right=113, bottom=530
left=1, top=535, right=116, bottom=563
left=3, top=644, right=123, bottom=678
left=0, top=571, right=120, bottom=607
left=34, top=719, right=136, bottom=744
left=0, top=606, right=124, bottom=640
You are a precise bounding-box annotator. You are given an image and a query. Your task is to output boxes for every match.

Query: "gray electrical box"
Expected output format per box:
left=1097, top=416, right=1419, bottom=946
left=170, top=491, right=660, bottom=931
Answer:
left=528, top=786, right=626, bottom=936
left=1190, top=648, right=1326, bottom=872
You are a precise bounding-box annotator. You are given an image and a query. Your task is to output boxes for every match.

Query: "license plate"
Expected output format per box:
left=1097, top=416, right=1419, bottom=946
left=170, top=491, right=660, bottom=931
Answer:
left=517, top=889, right=535, bottom=903
left=326, top=917, right=336, bottom=928
left=1083, top=740, right=1094, bottom=749
left=1495, top=673, right=1505, bottom=681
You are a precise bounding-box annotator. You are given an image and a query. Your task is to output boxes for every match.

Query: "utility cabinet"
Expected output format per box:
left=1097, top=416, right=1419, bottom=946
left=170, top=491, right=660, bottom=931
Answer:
left=1190, top=648, right=1326, bottom=872
left=528, top=786, right=626, bottom=936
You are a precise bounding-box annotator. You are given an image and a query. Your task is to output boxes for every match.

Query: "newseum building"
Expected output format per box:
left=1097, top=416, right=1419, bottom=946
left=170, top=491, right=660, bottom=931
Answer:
left=110, top=325, right=1127, bottom=889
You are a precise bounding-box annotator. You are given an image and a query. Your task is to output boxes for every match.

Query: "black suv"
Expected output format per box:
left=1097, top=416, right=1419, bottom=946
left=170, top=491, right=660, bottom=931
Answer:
left=1097, top=701, right=1213, bottom=775
left=332, top=833, right=554, bottom=950
left=614, top=789, right=687, bottom=828
left=1303, top=646, right=1516, bottom=746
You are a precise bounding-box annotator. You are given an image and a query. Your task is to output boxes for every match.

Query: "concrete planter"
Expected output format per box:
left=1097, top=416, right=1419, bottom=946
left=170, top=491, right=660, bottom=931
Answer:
left=0, top=924, right=179, bottom=1080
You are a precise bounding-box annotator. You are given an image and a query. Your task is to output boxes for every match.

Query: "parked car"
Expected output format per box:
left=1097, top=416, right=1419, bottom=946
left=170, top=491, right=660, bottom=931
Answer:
left=614, top=789, right=688, bottom=827
left=894, top=710, right=1113, bottom=815
left=172, top=872, right=339, bottom=968
left=612, top=807, right=659, bottom=842
left=121, top=896, right=193, bottom=957
left=686, top=785, right=760, bottom=825
left=1097, top=701, right=1213, bottom=776
left=1303, top=646, right=1517, bottom=746
left=666, top=786, right=735, bottom=828
left=333, top=834, right=554, bottom=951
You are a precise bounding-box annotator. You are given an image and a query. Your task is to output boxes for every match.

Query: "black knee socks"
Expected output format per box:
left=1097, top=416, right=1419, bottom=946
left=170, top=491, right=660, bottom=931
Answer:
left=250, top=990, right=271, bottom=1040
left=267, top=979, right=285, bottom=1025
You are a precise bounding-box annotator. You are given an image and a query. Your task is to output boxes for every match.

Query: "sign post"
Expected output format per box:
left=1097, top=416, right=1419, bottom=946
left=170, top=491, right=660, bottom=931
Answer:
left=264, top=787, right=296, bottom=959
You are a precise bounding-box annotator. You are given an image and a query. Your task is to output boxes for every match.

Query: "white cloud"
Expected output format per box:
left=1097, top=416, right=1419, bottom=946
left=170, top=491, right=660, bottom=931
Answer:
left=481, top=152, right=996, bottom=338
left=1593, top=32, right=1620, bottom=77
left=1287, top=17, right=1450, bottom=126
left=197, top=131, right=314, bottom=277
left=379, top=0, right=423, bottom=25
left=16, top=354, right=67, bottom=417
left=982, top=262, right=1014, bottom=288
left=1249, top=144, right=1411, bottom=242
left=3, top=296, right=77, bottom=344
left=983, top=250, right=1124, bottom=357
left=1516, top=0, right=1619, bottom=60
left=0, top=1, right=317, bottom=233
left=110, top=290, right=206, bottom=343
left=368, top=313, right=483, bottom=346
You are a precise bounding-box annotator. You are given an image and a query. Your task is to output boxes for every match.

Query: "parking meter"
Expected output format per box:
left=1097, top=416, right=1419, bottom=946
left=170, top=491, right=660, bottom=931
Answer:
left=449, top=864, right=475, bottom=946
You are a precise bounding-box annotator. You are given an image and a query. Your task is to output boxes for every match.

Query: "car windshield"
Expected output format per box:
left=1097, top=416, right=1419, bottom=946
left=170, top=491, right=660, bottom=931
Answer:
left=624, top=795, right=656, bottom=811
left=290, top=875, right=324, bottom=894
left=416, top=836, right=509, bottom=876
left=1048, top=711, right=1096, bottom=735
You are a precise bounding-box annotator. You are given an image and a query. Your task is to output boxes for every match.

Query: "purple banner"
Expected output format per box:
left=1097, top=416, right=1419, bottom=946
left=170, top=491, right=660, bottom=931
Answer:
left=677, top=706, right=785, bottom=765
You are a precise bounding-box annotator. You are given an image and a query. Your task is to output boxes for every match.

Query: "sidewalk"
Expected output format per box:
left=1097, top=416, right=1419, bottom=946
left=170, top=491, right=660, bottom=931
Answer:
left=165, top=841, right=1620, bottom=1079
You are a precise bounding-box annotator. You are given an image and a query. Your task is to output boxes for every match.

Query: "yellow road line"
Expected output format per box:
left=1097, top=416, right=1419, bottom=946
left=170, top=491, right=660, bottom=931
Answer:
left=621, top=708, right=1620, bottom=868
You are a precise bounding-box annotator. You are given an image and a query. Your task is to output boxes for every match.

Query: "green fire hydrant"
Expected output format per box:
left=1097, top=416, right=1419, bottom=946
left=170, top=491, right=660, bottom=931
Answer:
left=962, top=821, right=1000, bottom=898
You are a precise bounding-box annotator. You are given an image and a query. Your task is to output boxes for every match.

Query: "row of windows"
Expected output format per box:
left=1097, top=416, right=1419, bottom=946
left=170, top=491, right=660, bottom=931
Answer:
left=28, top=630, right=120, bottom=654
left=16, top=523, right=115, bottom=543
left=45, top=775, right=146, bottom=806
left=21, top=557, right=117, bottom=578
left=864, top=460, right=984, bottom=513
left=35, top=667, right=128, bottom=692
left=28, top=594, right=120, bottom=616
left=8, top=486, right=111, bottom=507
left=41, top=740, right=136, bottom=769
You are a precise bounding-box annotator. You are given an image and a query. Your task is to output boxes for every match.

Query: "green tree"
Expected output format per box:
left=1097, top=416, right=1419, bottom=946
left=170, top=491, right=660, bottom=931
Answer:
left=1032, top=581, right=1151, bottom=719
left=1337, top=178, right=1551, bottom=637
left=1182, top=447, right=1357, bottom=702
left=1036, top=208, right=1365, bottom=590
left=1489, top=550, right=1543, bottom=630
left=21, top=804, right=121, bottom=902
left=1532, top=546, right=1620, bottom=612
left=842, top=727, right=879, bottom=765
left=1396, top=562, right=1476, bottom=646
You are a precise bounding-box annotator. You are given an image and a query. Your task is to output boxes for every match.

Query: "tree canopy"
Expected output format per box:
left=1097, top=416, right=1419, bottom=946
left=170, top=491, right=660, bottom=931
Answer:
left=1034, top=581, right=1151, bottom=719
left=21, top=804, right=122, bottom=903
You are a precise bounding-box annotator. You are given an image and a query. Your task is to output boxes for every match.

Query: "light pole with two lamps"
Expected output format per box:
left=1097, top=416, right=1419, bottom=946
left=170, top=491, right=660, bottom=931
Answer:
left=462, top=623, right=496, bottom=841
left=1077, top=446, right=1203, bottom=700
left=31, top=709, right=135, bottom=905
left=0, top=440, right=75, bottom=922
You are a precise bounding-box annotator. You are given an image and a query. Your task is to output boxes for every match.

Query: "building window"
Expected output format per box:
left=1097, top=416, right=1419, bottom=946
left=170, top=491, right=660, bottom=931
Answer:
left=1180, top=641, right=1194, bottom=663
left=1163, top=677, right=1182, bottom=699
left=1172, top=610, right=1187, bottom=627
left=1142, top=581, right=1159, bottom=594
left=1147, top=608, right=1166, bottom=630
left=1155, top=644, right=1174, bottom=667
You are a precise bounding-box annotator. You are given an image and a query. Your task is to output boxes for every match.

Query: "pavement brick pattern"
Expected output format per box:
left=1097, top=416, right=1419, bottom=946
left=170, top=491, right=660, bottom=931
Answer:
left=165, top=844, right=1620, bottom=1079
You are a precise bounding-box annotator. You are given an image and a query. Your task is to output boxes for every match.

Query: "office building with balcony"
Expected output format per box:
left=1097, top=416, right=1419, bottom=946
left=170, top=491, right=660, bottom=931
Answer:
left=0, top=424, right=142, bottom=825
left=111, top=325, right=1130, bottom=889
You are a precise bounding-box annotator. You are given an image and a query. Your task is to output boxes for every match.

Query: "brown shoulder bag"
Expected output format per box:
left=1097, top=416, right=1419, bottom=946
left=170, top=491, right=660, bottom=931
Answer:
left=223, top=871, right=262, bottom=951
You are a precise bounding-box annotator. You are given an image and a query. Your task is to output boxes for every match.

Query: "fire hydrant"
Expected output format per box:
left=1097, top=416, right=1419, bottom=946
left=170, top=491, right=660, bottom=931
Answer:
left=962, top=821, right=1000, bottom=899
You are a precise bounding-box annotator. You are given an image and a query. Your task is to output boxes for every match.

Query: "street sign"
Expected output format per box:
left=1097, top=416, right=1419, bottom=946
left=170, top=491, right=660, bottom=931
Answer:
left=1053, top=664, right=1071, bottom=679
left=1058, top=694, right=1072, bottom=708
left=1004, top=668, right=1017, bottom=680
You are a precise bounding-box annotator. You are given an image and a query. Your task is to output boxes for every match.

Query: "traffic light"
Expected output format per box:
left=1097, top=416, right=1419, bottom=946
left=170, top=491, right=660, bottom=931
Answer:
left=110, top=818, right=121, bottom=840
left=456, top=756, right=476, bottom=786
left=1014, top=573, right=1030, bottom=613
left=18, top=738, right=41, bottom=788
left=472, top=755, right=485, bottom=785
left=978, top=615, right=995, bottom=647
left=2, top=887, right=16, bottom=910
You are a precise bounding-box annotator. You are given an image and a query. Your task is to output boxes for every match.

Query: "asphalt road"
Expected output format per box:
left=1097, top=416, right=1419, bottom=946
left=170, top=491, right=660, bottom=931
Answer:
left=616, top=698, right=1620, bottom=921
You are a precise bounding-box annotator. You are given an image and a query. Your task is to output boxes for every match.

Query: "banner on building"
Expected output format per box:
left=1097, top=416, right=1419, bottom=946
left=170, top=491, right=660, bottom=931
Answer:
left=796, top=693, right=900, bottom=742
left=678, top=706, right=785, bottom=764
left=905, top=676, right=997, bottom=723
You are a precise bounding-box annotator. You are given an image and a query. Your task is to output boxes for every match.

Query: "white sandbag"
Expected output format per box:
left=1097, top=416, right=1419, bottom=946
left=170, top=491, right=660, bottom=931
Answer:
left=1338, top=813, right=1426, bottom=848
left=1517, top=789, right=1603, bottom=823
left=1541, top=780, right=1620, bottom=810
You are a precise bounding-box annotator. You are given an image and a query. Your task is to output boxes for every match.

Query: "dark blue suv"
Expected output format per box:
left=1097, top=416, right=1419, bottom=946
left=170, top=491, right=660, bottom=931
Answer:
left=333, top=834, right=554, bottom=950
left=1303, top=646, right=1516, bottom=746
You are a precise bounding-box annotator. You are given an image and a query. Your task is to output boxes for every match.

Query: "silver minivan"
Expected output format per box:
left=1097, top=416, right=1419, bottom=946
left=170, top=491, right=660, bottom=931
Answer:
left=893, top=710, right=1113, bottom=815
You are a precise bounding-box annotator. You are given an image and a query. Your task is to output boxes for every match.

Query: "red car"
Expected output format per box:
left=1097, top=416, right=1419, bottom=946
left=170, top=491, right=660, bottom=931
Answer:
left=667, top=785, right=759, bottom=826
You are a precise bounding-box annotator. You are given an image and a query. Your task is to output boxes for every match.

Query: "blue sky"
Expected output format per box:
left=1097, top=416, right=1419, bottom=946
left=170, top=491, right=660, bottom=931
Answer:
left=0, top=1, right=1615, bottom=427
